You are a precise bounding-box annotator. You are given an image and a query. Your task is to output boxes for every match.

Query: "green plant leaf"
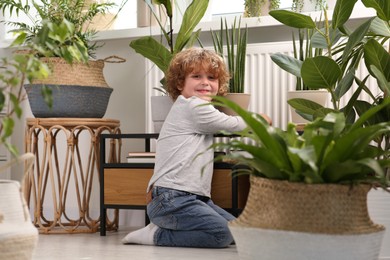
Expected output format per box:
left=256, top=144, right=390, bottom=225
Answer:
left=174, top=0, right=209, bottom=52
left=269, top=10, right=316, bottom=29
left=311, top=27, right=342, bottom=49
left=370, top=17, right=390, bottom=37
left=130, top=36, right=173, bottom=74
left=301, top=57, right=341, bottom=90
left=332, top=0, right=359, bottom=29
left=364, top=39, right=390, bottom=93
left=362, top=0, right=390, bottom=21
left=341, top=17, right=374, bottom=62
left=270, top=53, right=302, bottom=78
left=287, top=98, right=326, bottom=115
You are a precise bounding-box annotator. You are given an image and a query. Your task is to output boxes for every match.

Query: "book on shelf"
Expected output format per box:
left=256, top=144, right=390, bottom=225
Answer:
left=126, top=152, right=156, bottom=163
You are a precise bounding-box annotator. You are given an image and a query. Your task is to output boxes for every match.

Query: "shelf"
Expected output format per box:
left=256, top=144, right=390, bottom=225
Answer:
left=95, top=7, right=376, bottom=42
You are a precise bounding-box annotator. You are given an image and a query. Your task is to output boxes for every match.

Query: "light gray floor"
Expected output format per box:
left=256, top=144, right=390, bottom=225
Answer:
left=32, top=226, right=239, bottom=260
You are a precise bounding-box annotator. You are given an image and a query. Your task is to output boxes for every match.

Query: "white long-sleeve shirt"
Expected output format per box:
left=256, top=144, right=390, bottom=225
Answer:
left=147, top=95, right=246, bottom=197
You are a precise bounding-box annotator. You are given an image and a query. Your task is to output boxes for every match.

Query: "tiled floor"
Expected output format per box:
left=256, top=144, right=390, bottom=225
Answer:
left=32, top=226, right=239, bottom=260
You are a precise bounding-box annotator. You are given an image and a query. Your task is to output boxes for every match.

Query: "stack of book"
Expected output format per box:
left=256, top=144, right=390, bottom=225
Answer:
left=126, top=152, right=156, bottom=163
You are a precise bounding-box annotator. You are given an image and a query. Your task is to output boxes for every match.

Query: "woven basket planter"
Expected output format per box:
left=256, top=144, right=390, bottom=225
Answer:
left=25, top=57, right=114, bottom=118
left=0, top=180, right=38, bottom=260
left=229, top=176, right=385, bottom=260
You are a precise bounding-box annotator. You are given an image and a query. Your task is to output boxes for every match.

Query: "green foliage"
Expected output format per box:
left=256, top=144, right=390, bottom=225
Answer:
left=210, top=95, right=390, bottom=189
left=129, top=0, right=209, bottom=93
left=269, top=0, right=390, bottom=121
left=0, top=53, right=50, bottom=156
left=0, top=0, right=115, bottom=61
left=243, top=0, right=280, bottom=17
left=211, top=17, right=248, bottom=93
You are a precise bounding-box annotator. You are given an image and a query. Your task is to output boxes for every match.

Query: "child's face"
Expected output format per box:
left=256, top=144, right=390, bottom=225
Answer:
left=180, top=70, right=219, bottom=101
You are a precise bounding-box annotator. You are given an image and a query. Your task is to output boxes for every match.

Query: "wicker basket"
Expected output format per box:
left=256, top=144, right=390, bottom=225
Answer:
left=0, top=154, right=38, bottom=260
left=234, top=176, right=384, bottom=234
left=32, top=57, right=109, bottom=87
left=229, top=176, right=386, bottom=260
left=25, top=56, right=125, bottom=118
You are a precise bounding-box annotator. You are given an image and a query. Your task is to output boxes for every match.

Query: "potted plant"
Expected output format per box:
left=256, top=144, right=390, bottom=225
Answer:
left=209, top=95, right=390, bottom=260
left=129, top=0, right=209, bottom=132
left=269, top=0, right=389, bottom=125
left=243, top=0, right=280, bottom=17
left=0, top=0, right=123, bottom=118
left=211, top=17, right=249, bottom=115
left=270, top=17, right=329, bottom=125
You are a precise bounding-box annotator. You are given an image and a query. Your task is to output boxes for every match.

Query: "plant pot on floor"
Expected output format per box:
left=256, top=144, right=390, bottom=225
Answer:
left=24, top=57, right=122, bottom=118
left=229, top=176, right=385, bottom=260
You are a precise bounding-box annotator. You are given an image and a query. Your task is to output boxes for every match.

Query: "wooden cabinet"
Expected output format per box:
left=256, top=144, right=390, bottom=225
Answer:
left=99, top=133, right=249, bottom=236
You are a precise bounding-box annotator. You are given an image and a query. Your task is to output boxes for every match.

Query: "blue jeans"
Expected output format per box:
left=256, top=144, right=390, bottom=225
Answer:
left=147, top=186, right=235, bottom=248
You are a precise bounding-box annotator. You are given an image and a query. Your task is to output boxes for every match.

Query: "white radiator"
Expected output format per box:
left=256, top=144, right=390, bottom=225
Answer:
left=145, top=42, right=383, bottom=132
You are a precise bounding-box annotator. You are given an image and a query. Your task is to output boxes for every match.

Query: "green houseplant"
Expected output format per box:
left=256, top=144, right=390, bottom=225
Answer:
left=269, top=0, right=390, bottom=123
left=243, top=0, right=280, bottom=17
left=211, top=17, right=249, bottom=115
left=209, top=95, right=390, bottom=259
left=0, top=0, right=121, bottom=118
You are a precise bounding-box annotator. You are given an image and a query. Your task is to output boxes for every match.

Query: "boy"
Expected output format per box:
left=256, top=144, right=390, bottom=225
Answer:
left=123, top=48, right=270, bottom=247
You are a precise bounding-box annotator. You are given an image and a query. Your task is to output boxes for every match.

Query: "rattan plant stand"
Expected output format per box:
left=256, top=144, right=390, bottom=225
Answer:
left=24, top=118, right=121, bottom=233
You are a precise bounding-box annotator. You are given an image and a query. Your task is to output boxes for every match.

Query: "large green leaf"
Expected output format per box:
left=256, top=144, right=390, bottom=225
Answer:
left=301, top=57, right=341, bottom=89
left=129, top=36, right=173, bottom=74
left=341, top=17, right=374, bottom=61
left=362, top=0, right=390, bottom=21
left=270, top=53, right=302, bottom=78
left=311, top=27, right=342, bottom=49
left=287, top=98, right=326, bottom=115
left=332, top=0, right=359, bottom=29
left=364, top=39, right=390, bottom=93
left=175, top=0, right=209, bottom=52
left=370, top=17, right=390, bottom=37
left=269, top=10, right=316, bottom=29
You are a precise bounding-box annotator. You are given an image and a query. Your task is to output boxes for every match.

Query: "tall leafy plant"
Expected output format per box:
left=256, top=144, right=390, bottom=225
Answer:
left=211, top=17, right=248, bottom=93
left=269, top=0, right=390, bottom=123
left=129, top=0, right=209, bottom=93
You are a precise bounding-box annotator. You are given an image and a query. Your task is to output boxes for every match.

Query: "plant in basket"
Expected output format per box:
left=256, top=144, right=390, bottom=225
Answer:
left=0, top=0, right=125, bottom=118
left=208, top=95, right=390, bottom=260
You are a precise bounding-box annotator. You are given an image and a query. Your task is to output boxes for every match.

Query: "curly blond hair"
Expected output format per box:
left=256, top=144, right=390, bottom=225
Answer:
left=166, top=48, right=230, bottom=101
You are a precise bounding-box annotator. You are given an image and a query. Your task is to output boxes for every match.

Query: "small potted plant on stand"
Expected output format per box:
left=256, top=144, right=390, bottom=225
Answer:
left=211, top=17, right=249, bottom=116
left=0, top=0, right=124, bottom=118
left=129, top=0, right=209, bottom=132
